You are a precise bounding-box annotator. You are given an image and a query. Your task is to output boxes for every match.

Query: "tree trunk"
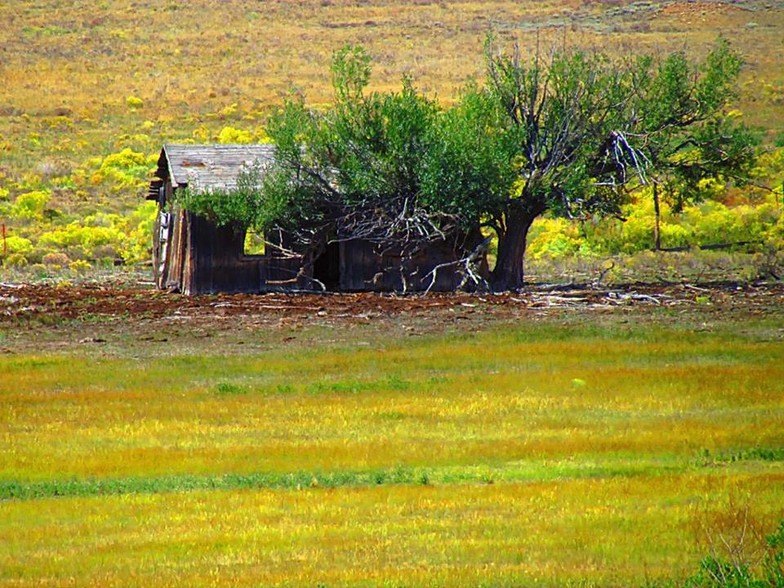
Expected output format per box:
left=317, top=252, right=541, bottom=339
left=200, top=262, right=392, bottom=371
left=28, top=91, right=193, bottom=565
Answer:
left=652, top=181, right=662, bottom=251
left=490, top=201, right=543, bottom=291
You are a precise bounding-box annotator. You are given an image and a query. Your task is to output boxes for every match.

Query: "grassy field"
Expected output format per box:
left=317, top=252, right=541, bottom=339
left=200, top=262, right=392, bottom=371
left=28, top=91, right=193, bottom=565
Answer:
left=2, top=1, right=784, bottom=584
left=2, top=288, right=783, bottom=586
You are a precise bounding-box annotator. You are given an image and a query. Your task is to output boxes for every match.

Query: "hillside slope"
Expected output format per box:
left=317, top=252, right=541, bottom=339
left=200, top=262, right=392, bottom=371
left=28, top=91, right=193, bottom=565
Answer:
left=0, top=0, right=782, bottom=270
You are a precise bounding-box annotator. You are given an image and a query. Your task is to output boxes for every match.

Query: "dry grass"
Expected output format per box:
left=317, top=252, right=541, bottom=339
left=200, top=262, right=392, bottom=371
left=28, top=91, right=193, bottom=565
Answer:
left=1, top=0, right=782, bottom=211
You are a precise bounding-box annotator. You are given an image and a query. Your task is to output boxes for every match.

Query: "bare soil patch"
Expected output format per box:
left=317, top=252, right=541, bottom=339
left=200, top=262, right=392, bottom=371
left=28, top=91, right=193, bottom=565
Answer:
left=0, top=282, right=767, bottom=322
left=2, top=282, right=782, bottom=342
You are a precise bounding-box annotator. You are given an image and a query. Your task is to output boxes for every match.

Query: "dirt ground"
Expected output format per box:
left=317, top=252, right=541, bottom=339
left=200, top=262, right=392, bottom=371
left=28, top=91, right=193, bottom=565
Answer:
left=0, top=282, right=770, bottom=320
left=2, top=281, right=782, bottom=322
left=1, top=281, right=782, bottom=356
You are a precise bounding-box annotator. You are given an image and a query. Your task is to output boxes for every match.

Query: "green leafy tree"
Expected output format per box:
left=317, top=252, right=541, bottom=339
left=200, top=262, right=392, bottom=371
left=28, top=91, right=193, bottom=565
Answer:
left=176, top=161, right=269, bottom=230
left=183, top=41, right=756, bottom=291
left=476, top=41, right=635, bottom=289
left=628, top=39, right=759, bottom=249
left=475, top=37, right=757, bottom=289
left=259, top=45, right=501, bottom=288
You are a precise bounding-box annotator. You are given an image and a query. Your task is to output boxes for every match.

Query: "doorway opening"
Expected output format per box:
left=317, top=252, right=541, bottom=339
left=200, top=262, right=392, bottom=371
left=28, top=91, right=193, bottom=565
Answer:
left=313, top=241, right=340, bottom=290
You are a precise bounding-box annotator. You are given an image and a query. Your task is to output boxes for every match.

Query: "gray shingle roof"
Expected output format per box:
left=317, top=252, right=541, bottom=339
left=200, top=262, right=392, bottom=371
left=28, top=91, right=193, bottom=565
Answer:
left=161, top=143, right=276, bottom=192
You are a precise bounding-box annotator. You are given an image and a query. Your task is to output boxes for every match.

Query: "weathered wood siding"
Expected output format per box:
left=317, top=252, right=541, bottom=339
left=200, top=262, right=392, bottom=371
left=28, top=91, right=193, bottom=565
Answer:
left=166, top=208, right=188, bottom=291
left=339, top=240, right=383, bottom=291
left=178, top=213, right=303, bottom=295
left=339, top=239, right=463, bottom=292
left=149, top=144, right=477, bottom=294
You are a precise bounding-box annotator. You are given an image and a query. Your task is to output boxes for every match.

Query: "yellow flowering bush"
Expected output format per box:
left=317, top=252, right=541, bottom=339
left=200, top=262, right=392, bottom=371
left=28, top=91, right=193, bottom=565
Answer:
left=10, top=190, right=50, bottom=220
left=38, top=222, right=126, bottom=260
left=117, top=201, right=157, bottom=263
left=3, top=234, right=34, bottom=256
left=90, top=148, right=156, bottom=191
left=126, top=95, right=144, bottom=109
left=527, top=218, right=583, bottom=260
left=217, top=126, right=254, bottom=144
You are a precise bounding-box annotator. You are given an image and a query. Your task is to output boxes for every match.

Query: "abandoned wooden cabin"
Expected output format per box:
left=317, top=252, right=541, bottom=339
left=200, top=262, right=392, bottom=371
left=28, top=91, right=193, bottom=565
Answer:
left=148, top=144, right=474, bottom=295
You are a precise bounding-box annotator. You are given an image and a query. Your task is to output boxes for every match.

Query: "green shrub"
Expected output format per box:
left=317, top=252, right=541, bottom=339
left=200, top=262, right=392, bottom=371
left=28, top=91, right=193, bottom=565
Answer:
left=176, top=162, right=266, bottom=228
left=3, top=253, right=28, bottom=267
left=214, top=382, right=249, bottom=395
left=685, top=519, right=784, bottom=588
left=28, top=263, right=49, bottom=279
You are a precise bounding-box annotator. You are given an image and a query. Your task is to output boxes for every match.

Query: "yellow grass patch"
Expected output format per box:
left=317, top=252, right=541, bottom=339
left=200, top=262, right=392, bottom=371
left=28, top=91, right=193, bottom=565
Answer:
left=2, top=332, right=782, bottom=481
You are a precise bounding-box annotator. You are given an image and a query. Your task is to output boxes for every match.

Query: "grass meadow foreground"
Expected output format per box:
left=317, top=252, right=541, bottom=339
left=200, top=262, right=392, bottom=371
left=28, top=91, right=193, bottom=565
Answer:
left=1, top=286, right=783, bottom=586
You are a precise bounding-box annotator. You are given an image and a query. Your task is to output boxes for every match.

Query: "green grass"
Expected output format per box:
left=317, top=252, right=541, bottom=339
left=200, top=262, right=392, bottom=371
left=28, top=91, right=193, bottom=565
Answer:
left=1, top=306, right=783, bottom=586
left=1, top=474, right=782, bottom=587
